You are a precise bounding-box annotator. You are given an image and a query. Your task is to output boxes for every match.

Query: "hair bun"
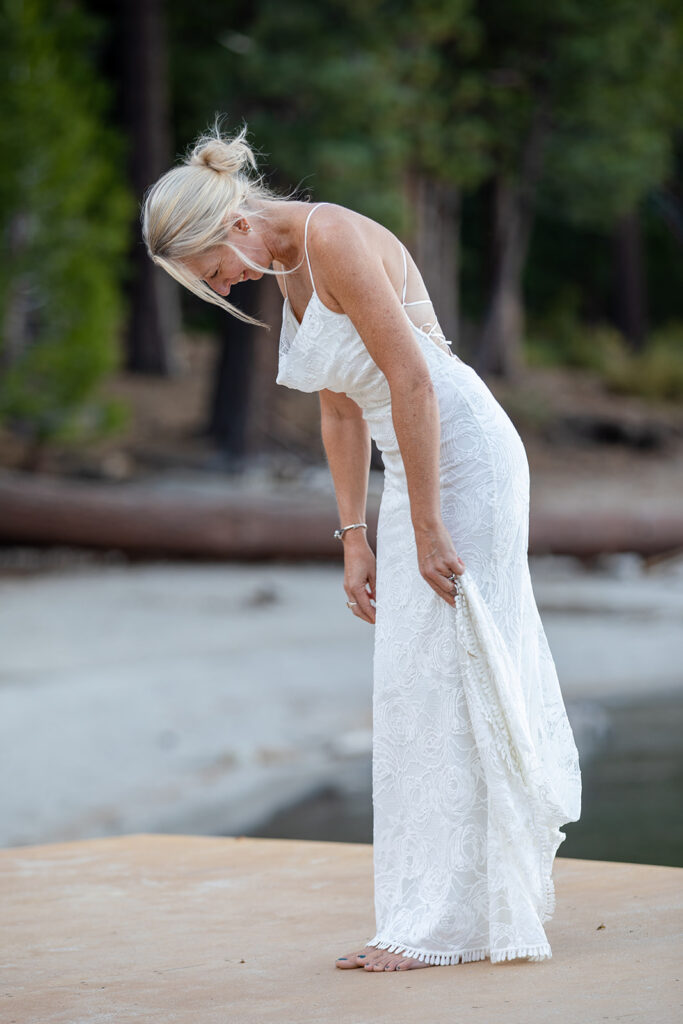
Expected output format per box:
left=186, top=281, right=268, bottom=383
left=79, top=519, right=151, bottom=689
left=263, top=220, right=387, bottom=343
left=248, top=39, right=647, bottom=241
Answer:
left=187, top=121, right=257, bottom=177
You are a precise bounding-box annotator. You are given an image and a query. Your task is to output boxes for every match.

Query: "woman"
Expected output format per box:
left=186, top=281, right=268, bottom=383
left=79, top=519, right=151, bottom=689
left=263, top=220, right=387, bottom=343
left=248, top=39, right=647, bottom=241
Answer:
left=143, top=121, right=582, bottom=973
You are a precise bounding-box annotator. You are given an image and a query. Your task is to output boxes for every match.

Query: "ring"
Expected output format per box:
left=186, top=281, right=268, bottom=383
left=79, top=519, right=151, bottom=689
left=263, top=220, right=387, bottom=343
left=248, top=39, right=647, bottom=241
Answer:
left=346, top=600, right=358, bottom=608
left=447, top=573, right=459, bottom=583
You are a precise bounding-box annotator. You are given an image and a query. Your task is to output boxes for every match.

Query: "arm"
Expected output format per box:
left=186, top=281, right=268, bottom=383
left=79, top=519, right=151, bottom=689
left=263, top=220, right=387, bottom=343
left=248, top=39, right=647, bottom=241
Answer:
left=319, top=387, right=371, bottom=528
left=319, top=388, right=377, bottom=624
left=312, top=213, right=465, bottom=605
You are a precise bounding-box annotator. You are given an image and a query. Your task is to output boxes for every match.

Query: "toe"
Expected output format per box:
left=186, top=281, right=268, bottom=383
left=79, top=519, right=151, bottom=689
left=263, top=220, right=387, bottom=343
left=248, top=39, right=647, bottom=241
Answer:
left=406, top=955, right=435, bottom=969
left=336, top=949, right=369, bottom=969
left=335, top=956, right=359, bottom=969
left=336, top=945, right=382, bottom=969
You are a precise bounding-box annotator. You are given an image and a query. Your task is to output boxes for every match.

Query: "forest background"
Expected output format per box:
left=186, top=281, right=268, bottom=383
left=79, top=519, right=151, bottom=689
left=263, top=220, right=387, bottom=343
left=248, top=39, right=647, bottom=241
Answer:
left=0, top=0, right=682, bottom=475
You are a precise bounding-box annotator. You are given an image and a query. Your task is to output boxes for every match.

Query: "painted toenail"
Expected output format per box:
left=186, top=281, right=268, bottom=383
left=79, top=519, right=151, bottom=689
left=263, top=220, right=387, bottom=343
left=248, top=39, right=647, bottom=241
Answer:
left=337, top=957, right=347, bottom=960
left=358, top=955, right=366, bottom=958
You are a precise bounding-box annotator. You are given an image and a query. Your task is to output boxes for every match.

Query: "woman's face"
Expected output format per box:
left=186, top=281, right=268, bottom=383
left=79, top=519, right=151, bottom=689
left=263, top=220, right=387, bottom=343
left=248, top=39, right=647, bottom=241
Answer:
left=183, top=217, right=266, bottom=297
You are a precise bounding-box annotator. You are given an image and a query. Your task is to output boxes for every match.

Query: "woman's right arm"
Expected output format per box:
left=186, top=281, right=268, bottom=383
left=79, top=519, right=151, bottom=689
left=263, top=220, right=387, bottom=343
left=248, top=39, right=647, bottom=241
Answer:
left=319, top=388, right=376, bottom=624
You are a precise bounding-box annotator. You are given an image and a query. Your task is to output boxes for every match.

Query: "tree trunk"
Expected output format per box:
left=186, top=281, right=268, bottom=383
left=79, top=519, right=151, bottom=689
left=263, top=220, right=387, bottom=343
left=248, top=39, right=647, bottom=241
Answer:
left=475, top=102, right=548, bottom=380
left=475, top=175, right=529, bottom=379
left=1, top=213, right=31, bottom=369
left=121, top=0, right=180, bottom=374
left=613, top=209, right=648, bottom=352
left=245, top=273, right=282, bottom=454
left=205, top=285, right=257, bottom=466
left=405, top=172, right=460, bottom=347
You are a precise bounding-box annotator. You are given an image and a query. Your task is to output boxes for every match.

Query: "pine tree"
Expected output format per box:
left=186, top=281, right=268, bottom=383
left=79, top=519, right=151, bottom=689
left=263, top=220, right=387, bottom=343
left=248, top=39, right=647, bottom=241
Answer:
left=0, top=0, right=132, bottom=465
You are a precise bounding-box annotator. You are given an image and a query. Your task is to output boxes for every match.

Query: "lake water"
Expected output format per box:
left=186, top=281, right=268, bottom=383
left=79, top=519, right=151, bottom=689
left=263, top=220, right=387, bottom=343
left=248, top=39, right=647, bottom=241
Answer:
left=245, top=689, right=683, bottom=869
left=2, top=549, right=681, bottom=857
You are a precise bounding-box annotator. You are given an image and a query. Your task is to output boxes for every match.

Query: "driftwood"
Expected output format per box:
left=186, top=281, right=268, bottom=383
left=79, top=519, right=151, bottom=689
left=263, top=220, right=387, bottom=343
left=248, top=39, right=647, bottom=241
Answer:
left=0, top=470, right=681, bottom=560
left=529, top=507, right=683, bottom=559
left=0, top=471, right=352, bottom=560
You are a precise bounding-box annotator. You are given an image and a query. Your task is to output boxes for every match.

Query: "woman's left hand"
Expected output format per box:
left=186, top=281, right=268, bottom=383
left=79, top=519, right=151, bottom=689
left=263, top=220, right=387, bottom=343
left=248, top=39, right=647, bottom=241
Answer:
left=414, top=519, right=466, bottom=607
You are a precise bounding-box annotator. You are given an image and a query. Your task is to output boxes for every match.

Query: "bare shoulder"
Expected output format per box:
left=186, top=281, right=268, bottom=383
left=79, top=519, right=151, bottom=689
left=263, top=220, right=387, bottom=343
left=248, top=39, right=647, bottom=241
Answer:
left=307, top=202, right=386, bottom=258
left=306, top=203, right=400, bottom=309
left=302, top=203, right=432, bottom=387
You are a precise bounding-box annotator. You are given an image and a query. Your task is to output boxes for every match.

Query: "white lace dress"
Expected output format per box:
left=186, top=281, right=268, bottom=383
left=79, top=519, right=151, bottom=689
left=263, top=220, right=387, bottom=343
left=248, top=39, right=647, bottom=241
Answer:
left=276, top=202, right=582, bottom=965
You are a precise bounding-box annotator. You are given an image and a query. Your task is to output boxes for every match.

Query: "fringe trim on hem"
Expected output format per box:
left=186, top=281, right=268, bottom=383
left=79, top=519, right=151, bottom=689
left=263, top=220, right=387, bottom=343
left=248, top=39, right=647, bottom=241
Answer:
left=365, top=935, right=552, bottom=966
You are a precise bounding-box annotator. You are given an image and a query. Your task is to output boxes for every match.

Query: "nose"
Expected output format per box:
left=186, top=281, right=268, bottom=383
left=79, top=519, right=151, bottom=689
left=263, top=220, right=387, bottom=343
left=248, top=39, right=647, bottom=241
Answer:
left=211, top=278, right=231, bottom=297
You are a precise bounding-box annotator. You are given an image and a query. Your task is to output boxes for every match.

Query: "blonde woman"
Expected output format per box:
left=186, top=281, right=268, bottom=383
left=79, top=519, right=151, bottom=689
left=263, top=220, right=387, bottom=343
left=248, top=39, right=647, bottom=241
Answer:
left=142, top=121, right=582, bottom=973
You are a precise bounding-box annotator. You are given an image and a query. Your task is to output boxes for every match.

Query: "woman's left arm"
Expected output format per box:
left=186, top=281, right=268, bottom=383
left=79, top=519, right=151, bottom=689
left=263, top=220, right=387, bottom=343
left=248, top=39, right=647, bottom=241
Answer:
left=316, top=216, right=465, bottom=606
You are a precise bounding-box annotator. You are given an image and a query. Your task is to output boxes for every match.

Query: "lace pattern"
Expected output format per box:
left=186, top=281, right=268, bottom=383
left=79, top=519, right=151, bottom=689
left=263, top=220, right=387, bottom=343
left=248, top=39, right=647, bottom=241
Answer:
left=276, top=204, right=582, bottom=964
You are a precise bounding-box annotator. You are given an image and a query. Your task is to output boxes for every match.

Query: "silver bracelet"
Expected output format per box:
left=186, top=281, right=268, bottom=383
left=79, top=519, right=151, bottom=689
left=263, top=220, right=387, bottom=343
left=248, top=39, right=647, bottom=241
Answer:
left=333, top=522, right=368, bottom=541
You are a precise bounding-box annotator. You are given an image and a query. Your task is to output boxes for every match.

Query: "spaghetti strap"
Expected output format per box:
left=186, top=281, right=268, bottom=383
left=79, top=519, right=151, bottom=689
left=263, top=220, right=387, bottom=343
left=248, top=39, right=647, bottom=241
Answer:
left=400, top=241, right=430, bottom=307
left=397, top=241, right=455, bottom=357
left=304, top=202, right=330, bottom=298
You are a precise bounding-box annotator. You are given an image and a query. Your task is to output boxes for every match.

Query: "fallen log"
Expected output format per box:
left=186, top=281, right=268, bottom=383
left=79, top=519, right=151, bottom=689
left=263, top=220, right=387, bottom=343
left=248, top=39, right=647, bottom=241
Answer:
left=0, top=470, right=681, bottom=560
left=529, top=506, right=683, bottom=559
left=0, top=470, right=355, bottom=560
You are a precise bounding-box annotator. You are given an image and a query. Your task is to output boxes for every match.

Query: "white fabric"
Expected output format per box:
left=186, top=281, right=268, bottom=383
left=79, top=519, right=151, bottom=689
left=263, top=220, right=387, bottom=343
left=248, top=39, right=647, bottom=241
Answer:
left=276, top=203, right=582, bottom=965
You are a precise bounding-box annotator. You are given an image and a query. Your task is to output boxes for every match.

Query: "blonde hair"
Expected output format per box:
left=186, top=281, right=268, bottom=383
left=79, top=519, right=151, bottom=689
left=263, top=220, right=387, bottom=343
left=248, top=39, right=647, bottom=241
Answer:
left=141, top=118, right=301, bottom=328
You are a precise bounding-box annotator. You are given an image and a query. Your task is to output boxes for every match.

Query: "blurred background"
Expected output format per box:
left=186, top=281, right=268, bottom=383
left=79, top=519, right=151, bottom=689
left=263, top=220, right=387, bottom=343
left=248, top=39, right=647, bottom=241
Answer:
left=0, top=0, right=681, bottom=868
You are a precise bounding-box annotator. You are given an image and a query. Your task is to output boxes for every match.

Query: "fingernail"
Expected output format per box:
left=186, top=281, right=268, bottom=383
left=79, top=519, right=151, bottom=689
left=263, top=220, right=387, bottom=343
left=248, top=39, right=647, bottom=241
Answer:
left=358, top=954, right=366, bottom=958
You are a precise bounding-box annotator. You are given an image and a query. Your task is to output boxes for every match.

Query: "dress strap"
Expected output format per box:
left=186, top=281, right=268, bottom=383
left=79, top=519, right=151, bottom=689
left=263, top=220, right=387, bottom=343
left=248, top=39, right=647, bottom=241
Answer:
left=304, top=202, right=330, bottom=298
left=399, top=241, right=431, bottom=308
left=397, top=242, right=454, bottom=357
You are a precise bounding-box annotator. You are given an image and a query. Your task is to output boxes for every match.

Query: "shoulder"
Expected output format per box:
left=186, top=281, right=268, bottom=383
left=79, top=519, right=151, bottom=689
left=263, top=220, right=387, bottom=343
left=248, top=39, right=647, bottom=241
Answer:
left=306, top=202, right=376, bottom=264
left=306, top=203, right=387, bottom=302
left=304, top=204, right=431, bottom=384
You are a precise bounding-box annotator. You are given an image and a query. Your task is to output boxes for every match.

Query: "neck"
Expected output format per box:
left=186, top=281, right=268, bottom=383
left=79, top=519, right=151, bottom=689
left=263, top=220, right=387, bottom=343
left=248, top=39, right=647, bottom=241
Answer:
left=251, top=198, right=313, bottom=270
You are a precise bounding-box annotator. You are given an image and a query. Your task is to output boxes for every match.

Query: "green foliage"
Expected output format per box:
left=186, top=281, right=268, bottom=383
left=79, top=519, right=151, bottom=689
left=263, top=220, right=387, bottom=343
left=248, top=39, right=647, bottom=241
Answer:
left=601, top=323, right=683, bottom=402
left=170, top=0, right=488, bottom=232
left=526, top=290, right=621, bottom=371
left=528, top=302, right=683, bottom=402
left=0, top=0, right=132, bottom=449
left=168, top=0, right=683, bottom=339
left=537, top=0, right=682, bottom=227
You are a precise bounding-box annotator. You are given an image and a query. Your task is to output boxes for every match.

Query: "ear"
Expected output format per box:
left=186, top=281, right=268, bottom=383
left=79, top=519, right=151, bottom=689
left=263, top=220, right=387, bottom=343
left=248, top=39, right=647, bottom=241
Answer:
left=224, top=212, right=251, bottom=234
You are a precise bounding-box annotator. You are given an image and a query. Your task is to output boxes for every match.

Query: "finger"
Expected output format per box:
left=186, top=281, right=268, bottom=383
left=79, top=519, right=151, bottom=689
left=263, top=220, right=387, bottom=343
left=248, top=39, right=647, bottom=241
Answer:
left=438, top=555, right=465, bottom=578
left=425, top=568, right=459, bottom=601
left=423, top=573, right=458, bottom=606
left=433, top=582, right=457, bottom=607
left=350, top=603, right=375, bottom=624
left=344, top=588, right=374, bottom=624
left=351, top=584, right=375, bottom=622
left=433, top=560, right=465, bottom=593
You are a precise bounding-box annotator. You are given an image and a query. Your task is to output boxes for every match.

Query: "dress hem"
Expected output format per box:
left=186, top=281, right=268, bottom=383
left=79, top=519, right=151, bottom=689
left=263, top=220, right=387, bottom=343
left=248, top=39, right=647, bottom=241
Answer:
left=365, top=934, right=552, bottom=965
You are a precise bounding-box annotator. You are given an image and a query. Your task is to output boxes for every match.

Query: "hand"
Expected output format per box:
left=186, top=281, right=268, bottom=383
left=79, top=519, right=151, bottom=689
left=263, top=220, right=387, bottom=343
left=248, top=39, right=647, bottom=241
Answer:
left=342, top=532, right=376, bottom=624
left=414, top=519, right=466, bottom=607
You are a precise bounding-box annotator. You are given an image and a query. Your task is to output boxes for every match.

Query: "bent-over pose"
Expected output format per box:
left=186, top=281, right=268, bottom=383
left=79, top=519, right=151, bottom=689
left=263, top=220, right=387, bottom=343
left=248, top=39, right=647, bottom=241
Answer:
left=142, top=122, right=582, bottom=973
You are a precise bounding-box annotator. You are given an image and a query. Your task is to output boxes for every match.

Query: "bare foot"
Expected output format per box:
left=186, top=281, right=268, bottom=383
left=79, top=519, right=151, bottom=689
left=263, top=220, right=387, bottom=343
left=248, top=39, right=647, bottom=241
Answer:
left=335, top=944, right=436, bottom=971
